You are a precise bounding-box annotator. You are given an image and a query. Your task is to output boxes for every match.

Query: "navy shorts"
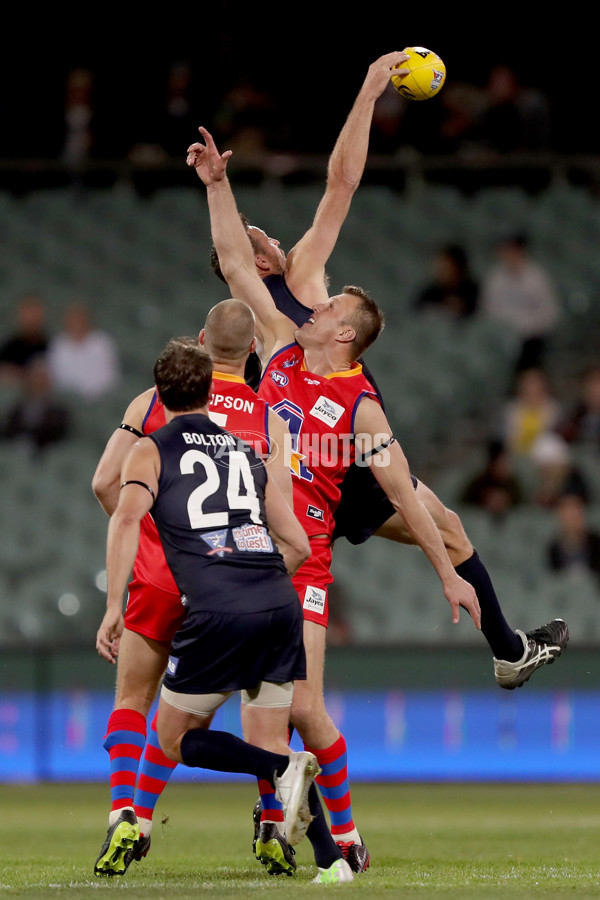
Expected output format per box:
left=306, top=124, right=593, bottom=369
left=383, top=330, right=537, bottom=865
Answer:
left=333, top=465, right=418, bottom=545
left=163, top=599, right=306, bottom=695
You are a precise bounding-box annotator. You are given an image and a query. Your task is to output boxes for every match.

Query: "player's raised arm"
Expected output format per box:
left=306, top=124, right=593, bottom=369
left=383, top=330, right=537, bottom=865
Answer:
left=353, top=396, right=482, bottom=630
left=285, top=51, right=409, bottom=308
left=187, top=127, right=293, bottom=359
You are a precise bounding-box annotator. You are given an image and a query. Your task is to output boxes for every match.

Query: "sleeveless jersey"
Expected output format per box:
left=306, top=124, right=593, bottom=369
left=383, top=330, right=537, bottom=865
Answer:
left=258, top=342, right=380, bottom=538
left=263, top=273, right=383, bottom=405
left=132, top=373, right=271, bottom=593
left=149, top=413, right=288, bottom=613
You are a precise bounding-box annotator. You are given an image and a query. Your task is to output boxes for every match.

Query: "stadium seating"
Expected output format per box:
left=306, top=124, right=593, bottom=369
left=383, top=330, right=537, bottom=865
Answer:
left=1, top=179, right=600, bottom=647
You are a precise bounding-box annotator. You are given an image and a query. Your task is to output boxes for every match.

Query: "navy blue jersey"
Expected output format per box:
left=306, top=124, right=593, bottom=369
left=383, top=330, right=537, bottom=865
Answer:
left=148, top=413, right=290, bottom=613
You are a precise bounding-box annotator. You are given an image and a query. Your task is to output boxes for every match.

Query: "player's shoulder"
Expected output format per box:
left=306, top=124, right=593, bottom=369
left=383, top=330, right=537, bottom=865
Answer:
left=123, top=386, right=156, bottom=425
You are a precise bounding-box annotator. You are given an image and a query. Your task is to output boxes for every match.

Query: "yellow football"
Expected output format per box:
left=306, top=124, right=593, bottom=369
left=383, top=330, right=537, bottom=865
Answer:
left=391, top=46, right=446, bottom=101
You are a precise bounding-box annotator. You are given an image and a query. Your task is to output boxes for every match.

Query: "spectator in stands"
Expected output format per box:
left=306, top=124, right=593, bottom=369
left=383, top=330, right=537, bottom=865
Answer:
left=129, top=60, right=198, bottom=165
left=46, top=302, right=121, bottom=401
left=500, top=367, right=562, bottom=458
left=460, top=439, right=523, bottom=520
left=480, top=233, right=561, bottom=373
left=546, top=489, right=600, bottom=582
left=557, top=364, right=600, bottom=452
left=1, top=357, right=71, bottom=455
left=0, top=292, right=49, bottom=384
left=61, top=68, right=96, bottom=167
left=413, top=243, right=479, bottom=320
left=212, top=74, right=277, bottom=157
left=475, top=64, right=553, bottom=154
left=529, top=431, right=589, bottom=509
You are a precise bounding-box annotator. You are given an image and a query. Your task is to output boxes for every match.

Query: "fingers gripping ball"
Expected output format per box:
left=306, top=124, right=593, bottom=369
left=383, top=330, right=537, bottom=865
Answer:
left=391, top=46, right=446, bottom=100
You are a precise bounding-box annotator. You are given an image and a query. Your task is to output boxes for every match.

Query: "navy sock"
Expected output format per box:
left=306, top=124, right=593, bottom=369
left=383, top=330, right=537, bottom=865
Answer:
left=180, top=729, right=289, bottom=783
left=306, top=784, right=343, bottom=869
left=455, top=551, right=523, bottom=661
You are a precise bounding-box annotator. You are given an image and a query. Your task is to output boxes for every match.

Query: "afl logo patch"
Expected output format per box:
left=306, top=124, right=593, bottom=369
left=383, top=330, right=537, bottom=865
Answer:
left=270, top=370, right=289, bottom=387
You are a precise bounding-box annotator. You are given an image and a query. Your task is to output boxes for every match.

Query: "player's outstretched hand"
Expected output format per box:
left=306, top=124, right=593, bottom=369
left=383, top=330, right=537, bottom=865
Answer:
left=186, top=126, right=232, bottom=186
left=366, top=51, right=410, bottom=97
left=96, top=607, right=124, bottom=664
left=444, top=575, right=482, bottom=630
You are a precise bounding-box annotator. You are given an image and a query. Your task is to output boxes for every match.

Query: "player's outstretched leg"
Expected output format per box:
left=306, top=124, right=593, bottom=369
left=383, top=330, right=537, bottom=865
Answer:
left=494, top=619, right=569, bottom=689
left=94, top=809, right=140, bottom=877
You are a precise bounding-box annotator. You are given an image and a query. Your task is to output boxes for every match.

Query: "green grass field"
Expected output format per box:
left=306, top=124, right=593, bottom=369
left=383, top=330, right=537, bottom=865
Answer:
left=1, top=781, right=600, bottom=898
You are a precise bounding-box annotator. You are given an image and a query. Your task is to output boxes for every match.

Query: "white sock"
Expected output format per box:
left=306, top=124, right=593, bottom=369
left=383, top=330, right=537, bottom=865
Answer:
left=137, top=817, right=153, bottom=837
left=108, top=806, right=134, bottom=827
left=334, top=827, right=360, bottom=844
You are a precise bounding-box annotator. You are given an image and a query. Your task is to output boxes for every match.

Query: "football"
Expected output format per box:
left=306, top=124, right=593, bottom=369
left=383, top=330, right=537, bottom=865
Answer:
left=391, top=46, right=446, bottom=101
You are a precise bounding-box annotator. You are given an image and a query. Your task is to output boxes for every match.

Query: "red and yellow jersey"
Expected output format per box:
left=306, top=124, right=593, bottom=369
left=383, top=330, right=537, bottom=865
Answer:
left=132, top=372, right=271, bottom=593
left=258, top=343, right=380, bottom=539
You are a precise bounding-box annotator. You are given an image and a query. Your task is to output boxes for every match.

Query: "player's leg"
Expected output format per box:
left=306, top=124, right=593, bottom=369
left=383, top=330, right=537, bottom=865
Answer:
left=240, top=687, right=289, bottom=845
left=291, top=620, right=364, bottom=850
left=375, top=480, right=569, bottom=683
left=124, top=583, right=186, bottom=845
left=157, top=687, right=320, bottom=848
left=94, top=628, right=169, bottom=877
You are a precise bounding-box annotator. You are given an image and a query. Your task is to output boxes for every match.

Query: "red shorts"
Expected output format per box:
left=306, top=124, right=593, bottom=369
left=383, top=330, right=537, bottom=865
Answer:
left=124, top=577, right=186, bottom=643
left=291, top=536, right=334, bottom=628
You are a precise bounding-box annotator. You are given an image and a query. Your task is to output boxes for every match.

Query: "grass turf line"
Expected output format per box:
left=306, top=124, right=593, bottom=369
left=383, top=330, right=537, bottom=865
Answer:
left=1, top=782, right=600, bottom=897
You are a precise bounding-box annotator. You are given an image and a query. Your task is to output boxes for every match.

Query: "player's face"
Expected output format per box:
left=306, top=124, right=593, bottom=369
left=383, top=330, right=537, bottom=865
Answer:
left=295, top=294, right=356, bottom=349
left=248, top=226, right=287, bottom=274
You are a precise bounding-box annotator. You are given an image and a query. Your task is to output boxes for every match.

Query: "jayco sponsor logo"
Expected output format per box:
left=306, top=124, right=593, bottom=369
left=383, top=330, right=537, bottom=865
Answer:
left=309, top=396, right=345, bottom=426
left=303, top=585, right=326, bottom=614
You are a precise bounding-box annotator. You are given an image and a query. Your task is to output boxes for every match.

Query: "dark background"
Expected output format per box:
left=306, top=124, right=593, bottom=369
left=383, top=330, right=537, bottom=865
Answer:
left=1, top=9, right=591, bottom=161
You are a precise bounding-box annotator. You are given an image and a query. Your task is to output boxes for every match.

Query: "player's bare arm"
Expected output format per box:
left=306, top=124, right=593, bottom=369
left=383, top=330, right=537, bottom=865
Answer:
left=353, top=397, right=482, bottom=630
left=92, top=387, right=156, bottom=516
left=96, top=439, right=160, bottom=664
left=285, top=51, right=409, bottom=308
left=263, top=475, right=310, bottom=577
left=187, top=127, right=293, bottom=358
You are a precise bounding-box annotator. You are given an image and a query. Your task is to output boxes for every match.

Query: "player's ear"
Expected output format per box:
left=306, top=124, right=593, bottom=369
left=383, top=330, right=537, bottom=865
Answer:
left=198, top=328, right=206, bottom=346
left=337, top=325, right=356, bottom=345
left=250, top=336, right=258, bottom=354
left=254, top=253, right=271, bottom=273
left=208, top=379, right=214, bottom=404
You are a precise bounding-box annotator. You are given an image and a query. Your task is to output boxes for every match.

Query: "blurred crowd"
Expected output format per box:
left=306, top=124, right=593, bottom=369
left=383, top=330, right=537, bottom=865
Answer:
left=3, top=54, right=594, bottom=174
left=0, top=292, right=121, bottom=455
